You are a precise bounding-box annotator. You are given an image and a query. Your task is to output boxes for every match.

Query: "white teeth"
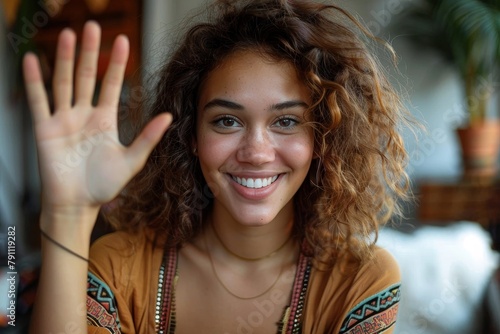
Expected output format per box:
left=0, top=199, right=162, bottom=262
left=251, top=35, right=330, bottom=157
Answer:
left=231, top=175, right=279, bottom=189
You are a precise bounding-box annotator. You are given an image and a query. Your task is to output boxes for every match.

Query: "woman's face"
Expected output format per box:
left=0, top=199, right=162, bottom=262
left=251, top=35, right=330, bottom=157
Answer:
left=196, top=50, right=314, bottom=227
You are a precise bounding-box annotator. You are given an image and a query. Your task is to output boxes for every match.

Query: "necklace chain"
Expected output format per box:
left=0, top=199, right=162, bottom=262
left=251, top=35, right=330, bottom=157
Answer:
left=211, top=224, right=292, bottom=261
left=204, top=225, right=290, bottom=300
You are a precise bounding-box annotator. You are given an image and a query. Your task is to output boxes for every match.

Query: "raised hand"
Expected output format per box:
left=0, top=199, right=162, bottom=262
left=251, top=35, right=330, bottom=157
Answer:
left=23, top=22, right=172, bottom=211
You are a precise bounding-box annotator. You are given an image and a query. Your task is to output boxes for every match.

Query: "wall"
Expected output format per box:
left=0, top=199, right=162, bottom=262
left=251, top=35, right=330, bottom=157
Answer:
left=0, top=5, right=28, bottom=254
left=142, top=0, right=209, bottom=85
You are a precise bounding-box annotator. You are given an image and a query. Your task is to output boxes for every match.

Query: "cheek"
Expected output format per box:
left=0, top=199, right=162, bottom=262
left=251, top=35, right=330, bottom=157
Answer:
left=278, top=134, right=314, bottom=167
left=196, top=135, right=237, bottom=200
left=197, top=132, right=238, bottom=170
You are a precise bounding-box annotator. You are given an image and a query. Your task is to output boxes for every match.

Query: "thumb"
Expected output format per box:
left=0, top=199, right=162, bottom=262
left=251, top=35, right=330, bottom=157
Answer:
left=125, top=113, right=173, bottom=173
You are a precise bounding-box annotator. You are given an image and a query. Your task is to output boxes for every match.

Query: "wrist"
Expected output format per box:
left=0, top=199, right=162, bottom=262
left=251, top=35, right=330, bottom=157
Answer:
left=39, top=206, right=98, bottom=263
left=39, top=205, right=99, bottom=237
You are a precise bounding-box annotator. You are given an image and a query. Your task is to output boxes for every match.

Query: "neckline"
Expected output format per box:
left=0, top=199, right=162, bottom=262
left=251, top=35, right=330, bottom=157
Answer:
left=155, top=246, right=311, bottom=334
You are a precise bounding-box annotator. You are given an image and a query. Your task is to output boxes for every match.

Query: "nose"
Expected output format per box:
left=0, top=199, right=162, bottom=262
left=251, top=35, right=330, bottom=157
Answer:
left=236, top=127, right=275, bottom=165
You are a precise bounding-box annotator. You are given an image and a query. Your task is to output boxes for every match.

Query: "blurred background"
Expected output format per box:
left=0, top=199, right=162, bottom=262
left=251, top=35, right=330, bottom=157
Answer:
left=0, top=0, right=499, bottom=333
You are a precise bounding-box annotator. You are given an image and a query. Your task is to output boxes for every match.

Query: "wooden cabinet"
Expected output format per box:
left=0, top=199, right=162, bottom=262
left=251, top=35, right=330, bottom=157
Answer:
left=417, top=179, right=500, bottom=226
left=417, top=179, right=500, bottom=250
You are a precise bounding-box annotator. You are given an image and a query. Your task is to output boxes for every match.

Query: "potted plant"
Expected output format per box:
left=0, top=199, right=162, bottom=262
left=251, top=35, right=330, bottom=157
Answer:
left=397, top=0, right=500, bottom=179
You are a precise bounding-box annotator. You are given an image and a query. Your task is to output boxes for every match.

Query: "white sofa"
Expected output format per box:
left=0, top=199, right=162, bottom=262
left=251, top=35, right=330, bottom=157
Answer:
left=378, top=222, right=499, bottom=334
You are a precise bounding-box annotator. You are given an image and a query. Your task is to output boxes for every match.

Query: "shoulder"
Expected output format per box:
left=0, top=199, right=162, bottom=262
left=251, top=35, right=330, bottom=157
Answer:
left=339, top=248, right=401, bottom=333
left=304, top=246, right=401, bottom=333
left=355, top=246, right=401, bottom=283
left=87, top=229, right=167, bottom=332
left=90, top=229, right=164, bottom=258
left=88, top=229, right=165, bottom=287
left=309, top=246, right=400, bottom=290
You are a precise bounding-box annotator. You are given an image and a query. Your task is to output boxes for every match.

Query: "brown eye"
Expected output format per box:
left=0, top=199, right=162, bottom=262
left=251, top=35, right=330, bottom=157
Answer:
left=222, top=118, right=236, bottom=127
left=274, top=117, right=299, bottom=129
left=278, top=119, right=292, bottom=127
left=213, top=116, right=241, bottom=129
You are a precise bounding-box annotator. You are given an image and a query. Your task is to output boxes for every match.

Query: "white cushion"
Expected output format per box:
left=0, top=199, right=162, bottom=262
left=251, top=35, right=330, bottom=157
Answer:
left=378, top=222, right=499, bottom=334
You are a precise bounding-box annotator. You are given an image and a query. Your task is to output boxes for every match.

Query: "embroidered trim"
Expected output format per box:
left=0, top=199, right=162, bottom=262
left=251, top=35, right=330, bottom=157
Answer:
left=156, top=247, right=178, bottom=334
left=155, top=260, right=165, bottom=333
left=86, top=272, right=121, bottom=333
left=285, top=253, right=311, bottom=334
left=279, top=252, right=312, bottom=334
left=339, top=283, right=401, bottom=334
left=279, top=307, right=292, bottom=334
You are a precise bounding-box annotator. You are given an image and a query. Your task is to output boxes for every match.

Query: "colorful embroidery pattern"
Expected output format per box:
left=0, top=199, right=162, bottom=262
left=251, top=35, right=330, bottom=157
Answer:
left=156, top=247, right=178, bottom=334
left=279, top=253, right=312, bottom=334
left=86, top=272, right=121, bottom=333
left=339, top=283, right=401, bottom=334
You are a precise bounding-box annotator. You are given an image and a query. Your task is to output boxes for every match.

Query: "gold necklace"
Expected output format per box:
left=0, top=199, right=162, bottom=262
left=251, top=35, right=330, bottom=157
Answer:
left=204, top=228, right=288, bottom=300
left=211, top=224, right=292, bottom=261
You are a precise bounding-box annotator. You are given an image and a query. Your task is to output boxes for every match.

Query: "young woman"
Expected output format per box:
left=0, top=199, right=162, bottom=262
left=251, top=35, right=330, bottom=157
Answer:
left=23, top=1, right=410, bottom=333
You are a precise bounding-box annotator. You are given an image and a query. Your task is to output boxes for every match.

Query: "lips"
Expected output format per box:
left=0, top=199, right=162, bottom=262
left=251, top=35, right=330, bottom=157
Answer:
left=230, top=175, right=279, bottom=189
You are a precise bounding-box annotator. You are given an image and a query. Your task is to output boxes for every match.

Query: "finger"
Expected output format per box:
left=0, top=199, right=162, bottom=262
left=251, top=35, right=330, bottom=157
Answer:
left=52, top=28, right=76, bottom=111
left=98, top=35, right=129, bottom=108
left=23, top=53, right=51, bottom=124
left=125, top=113, right=173, bottom=173
left=75, top=21, right=101, bottom=105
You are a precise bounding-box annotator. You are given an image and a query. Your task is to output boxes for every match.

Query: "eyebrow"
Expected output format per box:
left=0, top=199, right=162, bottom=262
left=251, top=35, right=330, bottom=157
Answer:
left=203, top=99, right=244, bottom=111
left=202, top=98, right=309, bottom=111
left=270, top=100, right=309, bottom=111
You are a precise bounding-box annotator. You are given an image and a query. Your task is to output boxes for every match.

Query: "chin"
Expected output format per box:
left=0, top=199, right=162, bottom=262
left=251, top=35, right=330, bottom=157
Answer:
left=230, top=209, right=281, bottom=227
left=241, top=218, right=275, bottom=227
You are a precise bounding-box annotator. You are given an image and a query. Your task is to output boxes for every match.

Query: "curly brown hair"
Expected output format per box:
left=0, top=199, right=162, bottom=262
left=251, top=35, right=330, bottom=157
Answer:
left=106, top=0, right=412, bottom=266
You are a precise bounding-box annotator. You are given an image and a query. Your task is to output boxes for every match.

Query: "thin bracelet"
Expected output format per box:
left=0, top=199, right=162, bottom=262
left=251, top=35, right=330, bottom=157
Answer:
left=40, top=229, right=89, bottom=262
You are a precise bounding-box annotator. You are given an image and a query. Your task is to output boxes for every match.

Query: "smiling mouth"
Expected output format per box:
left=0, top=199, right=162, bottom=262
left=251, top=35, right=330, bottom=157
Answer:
left=230, top=175, right=280, bottom=189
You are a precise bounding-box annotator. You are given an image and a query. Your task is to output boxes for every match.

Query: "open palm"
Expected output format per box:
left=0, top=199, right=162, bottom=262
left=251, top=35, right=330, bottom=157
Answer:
left=23, top=22, right=171, bottom=208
